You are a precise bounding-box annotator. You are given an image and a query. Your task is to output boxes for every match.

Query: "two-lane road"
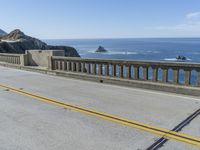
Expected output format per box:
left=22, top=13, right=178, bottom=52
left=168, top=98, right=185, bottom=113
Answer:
left=0, top=66, right=199, bottom=150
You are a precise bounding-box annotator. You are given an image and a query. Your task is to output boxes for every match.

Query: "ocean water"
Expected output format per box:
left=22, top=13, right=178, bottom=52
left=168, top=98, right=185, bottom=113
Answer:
left=45, top=38, right=200, bottom=62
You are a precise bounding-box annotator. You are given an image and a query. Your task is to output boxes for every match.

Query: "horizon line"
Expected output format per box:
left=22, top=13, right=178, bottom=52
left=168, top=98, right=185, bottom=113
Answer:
left=42, top=36, right=200, bottom=40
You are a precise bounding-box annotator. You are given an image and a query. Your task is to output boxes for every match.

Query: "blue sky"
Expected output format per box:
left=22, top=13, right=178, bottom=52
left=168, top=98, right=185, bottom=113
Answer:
left=1, top=0, right=200, bottom=39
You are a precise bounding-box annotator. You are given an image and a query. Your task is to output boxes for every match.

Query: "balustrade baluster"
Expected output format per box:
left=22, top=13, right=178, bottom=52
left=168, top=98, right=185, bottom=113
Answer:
left=98, top=64, right=103, bottom=75
left=57, top=61, right=61, bottom=70
left=152, top=67, right=158, bottom=82
left=197, top=69, right=200, bottom=86
left=143, top=66, right=148, bottom=80
left=112, top=64, right=116, bottom=77
left=92, top=63, right=96, bottom=75
left=105, top=64, right=109, bottom=76
left=134, top=66, right=139, bottom=80
left=52, top=60, right=56, bottom=70
left=67, top=61, right=71, bottom=71
left=119, top=65, right=124, bottom=78
left=86, top=63, right=91, bottom=74
left=72, top=62, right=76, bottom=72
left=126, top=65, right=131, bottom=79
left=62, top=61, right=66, bottom=70
left=76, top=62, right=81, bottom=72
left=173, top=67, right=179, bottom=84
left=185, top=68, right=191, bottom=85
left=81, top=63, right=85, bottom=73
left=162, top=67, right=168, bottom=83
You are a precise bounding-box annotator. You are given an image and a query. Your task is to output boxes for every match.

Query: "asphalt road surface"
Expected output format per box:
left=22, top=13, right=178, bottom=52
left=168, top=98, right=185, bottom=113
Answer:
left=0, top=66, right=199, bottom=150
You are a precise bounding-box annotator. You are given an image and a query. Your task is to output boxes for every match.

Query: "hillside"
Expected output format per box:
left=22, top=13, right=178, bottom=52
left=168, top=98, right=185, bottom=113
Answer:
left=0, top=29, right=7, bottom=36
left=0, top=29, right=80, bottom=57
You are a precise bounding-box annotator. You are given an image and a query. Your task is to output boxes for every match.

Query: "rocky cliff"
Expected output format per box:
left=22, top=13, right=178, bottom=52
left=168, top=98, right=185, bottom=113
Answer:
left=0, top=29, right=80, bottom=57
left=0, top=29, right=7, bottom=36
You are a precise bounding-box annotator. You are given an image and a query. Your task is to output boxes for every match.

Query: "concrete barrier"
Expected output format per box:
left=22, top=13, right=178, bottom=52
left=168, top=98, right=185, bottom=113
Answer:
left=26, top=50, right=65, bottom=68
left=0, top=53, right=28, bottom=66
left=51, top=56, right=200, bottom=87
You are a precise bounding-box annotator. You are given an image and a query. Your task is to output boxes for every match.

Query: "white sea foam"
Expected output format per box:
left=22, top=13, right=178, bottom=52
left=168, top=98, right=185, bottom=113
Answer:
left=87, top=49, right=161, bottom=55
left=105, top=51, right=138, bottom=55
left=164, top=58, right=192, bottom=61
left=164, top=58, right=177, bottom=61
left=88, top=50, right=138, bottom=55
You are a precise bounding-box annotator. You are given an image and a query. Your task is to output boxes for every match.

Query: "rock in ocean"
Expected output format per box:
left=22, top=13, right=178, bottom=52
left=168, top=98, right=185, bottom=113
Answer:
left=96, top=46, right=108, bottom=53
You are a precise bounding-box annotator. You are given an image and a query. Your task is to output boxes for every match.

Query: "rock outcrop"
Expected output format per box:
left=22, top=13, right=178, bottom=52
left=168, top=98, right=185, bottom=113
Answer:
left=96, top=46, right=107, bottom=53
left=176, top=55, right=187, bottom=61
left=0, top=29, right=7, bottom=36
left=0, top=29, right=80, bottom=57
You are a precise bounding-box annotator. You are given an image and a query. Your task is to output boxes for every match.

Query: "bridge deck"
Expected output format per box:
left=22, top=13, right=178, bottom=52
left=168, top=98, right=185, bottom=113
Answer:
left=0, top=66, right=199, bottom=150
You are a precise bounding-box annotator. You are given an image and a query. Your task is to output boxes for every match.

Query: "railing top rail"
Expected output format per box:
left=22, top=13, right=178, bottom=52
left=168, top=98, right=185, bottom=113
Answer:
left=0, top=53, right=22, bottom=57
left=52, top=56, right=200, bottom=69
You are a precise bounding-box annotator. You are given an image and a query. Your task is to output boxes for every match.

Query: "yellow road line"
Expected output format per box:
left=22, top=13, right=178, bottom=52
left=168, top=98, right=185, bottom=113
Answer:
left=0, top=84, right=200, bottom=146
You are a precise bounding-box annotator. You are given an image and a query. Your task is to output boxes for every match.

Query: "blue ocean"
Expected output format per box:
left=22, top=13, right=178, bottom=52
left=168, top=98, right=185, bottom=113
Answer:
left=45, top=38, right=200, bottom=62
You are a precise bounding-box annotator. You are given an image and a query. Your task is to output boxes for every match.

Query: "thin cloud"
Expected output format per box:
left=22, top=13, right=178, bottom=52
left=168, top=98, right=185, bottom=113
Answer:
left=156, top=11, right=200, bottom=33
left=157, top=22, right=200, bottom=32
left=186, top=12, right=200, bottom=19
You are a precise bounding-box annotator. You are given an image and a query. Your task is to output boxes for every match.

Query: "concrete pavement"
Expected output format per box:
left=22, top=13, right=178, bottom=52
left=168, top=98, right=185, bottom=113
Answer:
left=0, top=66, right=199, bottom=150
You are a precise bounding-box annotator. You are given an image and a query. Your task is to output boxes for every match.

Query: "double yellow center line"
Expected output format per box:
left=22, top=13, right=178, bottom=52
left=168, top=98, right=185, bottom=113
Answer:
left=0, top=84, right=199, bottom=147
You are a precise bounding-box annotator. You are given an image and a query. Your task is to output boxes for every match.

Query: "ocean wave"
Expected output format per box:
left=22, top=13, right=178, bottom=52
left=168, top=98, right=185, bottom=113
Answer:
left=164, top=58, right=192, bottom=61
left=104, top=51, right=138, bottom=55
left=87, top=50, right=160, bottom=55
left=87, top=50, right=138, bottom=55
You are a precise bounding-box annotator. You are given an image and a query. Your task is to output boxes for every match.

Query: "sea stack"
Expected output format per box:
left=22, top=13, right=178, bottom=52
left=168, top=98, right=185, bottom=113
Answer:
left=176, top=55, right=187, bottom=61
left=96, top=46, right=107, bottom=53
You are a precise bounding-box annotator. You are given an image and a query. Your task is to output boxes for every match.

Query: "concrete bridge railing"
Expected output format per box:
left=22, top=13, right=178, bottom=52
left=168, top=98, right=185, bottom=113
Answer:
left=51, top=56, right=200, bottom=87
left=1, top=50, right=200, bottom=88
left=0, top=53, right=27, bottom=66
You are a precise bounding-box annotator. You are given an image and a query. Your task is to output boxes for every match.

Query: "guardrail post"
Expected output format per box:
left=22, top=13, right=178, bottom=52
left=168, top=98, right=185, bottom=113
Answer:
left=20, top=54, right=28, bottom=66
left=52, top=60, right=56, bottom=70
left=47, top=56, right=53, bottom=70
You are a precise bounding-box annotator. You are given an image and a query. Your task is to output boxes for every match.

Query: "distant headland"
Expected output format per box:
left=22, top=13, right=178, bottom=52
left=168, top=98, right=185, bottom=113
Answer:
left=0, top=29, right=80, bottom=57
